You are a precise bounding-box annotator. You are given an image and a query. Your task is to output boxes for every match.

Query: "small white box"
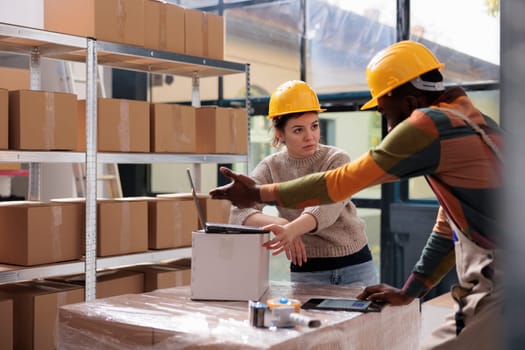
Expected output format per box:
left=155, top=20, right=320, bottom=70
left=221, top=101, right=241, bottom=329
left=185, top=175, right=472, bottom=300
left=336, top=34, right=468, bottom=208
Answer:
left=191, top=231, right=269, bottom=301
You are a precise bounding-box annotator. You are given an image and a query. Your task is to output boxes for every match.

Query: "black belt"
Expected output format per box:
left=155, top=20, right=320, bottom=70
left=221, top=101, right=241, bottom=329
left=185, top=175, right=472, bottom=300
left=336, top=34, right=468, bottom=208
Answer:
left=291, top=245, right=372, bottom=272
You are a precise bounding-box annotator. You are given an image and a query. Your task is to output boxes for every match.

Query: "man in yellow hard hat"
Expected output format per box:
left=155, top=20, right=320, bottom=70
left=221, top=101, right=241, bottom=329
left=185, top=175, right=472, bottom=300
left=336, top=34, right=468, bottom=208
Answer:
left=230, top=80, right=377, bottom=287
left=210, top=40, right=503, bottom=349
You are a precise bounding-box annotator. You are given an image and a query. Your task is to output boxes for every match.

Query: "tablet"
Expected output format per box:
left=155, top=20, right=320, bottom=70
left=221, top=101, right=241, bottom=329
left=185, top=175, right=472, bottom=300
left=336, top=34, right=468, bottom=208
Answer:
left=301, top=298, right=385, bottom=312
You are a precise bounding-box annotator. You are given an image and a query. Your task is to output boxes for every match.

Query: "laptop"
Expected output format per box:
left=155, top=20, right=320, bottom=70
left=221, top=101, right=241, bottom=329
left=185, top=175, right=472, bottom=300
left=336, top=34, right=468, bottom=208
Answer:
left=186, top=168, right=269, bottom=234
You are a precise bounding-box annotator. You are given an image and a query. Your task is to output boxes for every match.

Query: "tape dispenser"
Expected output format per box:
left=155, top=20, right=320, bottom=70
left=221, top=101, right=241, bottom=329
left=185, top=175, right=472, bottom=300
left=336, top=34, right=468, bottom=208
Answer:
left=248, top=298, right=321, bottom=329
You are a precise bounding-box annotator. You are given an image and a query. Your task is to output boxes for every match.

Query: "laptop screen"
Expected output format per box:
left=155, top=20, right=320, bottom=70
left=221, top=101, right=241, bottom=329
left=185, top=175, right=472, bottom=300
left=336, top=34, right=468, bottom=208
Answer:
left=186, top=168, right=270, bottom=234
left=186, top=168, right=207, bottom=229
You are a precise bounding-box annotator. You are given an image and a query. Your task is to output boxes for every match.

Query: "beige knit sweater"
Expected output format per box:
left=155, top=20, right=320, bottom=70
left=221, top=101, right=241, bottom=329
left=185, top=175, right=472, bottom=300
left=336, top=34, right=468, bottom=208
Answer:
left=230, top=144, right=368, bottom=258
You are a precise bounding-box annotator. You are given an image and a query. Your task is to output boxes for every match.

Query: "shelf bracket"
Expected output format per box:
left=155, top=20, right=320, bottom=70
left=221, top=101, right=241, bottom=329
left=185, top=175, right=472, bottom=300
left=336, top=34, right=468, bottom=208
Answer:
left=27, top=47, right=42, bottom=201
left=191, top=71, right=200, bottom=108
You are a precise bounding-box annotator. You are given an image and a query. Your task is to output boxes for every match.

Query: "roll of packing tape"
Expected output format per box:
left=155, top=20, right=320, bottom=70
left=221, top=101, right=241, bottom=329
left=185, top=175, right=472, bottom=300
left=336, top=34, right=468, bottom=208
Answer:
left=266, top=297, right=301, bottom=313
left=248, top=300, right=269, bottom=328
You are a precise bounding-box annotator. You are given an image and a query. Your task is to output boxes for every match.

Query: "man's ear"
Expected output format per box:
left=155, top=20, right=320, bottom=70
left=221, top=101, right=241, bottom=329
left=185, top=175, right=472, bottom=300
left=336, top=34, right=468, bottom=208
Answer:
left=405, top=95, right=420, bottom=112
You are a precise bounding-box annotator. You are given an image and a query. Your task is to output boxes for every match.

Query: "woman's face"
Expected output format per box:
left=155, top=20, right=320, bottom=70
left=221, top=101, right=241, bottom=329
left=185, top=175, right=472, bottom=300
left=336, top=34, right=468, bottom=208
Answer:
left=277, top=112, right=320, bottom=158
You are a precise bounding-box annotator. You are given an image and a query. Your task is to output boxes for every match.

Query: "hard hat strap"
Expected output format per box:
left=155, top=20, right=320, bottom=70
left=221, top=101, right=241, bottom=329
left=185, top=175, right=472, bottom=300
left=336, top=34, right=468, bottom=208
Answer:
left=410, top=76, right=445, bottom=92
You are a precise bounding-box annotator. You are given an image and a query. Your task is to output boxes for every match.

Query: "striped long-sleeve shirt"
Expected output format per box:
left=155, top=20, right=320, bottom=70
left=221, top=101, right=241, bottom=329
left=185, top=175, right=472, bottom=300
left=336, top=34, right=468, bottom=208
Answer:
left=260, top=87, right=503, bottom=298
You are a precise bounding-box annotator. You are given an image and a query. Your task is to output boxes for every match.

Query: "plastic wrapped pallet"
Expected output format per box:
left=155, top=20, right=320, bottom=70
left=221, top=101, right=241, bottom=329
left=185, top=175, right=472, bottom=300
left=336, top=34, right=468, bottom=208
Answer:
left=58, top=281, right=420, bottom=350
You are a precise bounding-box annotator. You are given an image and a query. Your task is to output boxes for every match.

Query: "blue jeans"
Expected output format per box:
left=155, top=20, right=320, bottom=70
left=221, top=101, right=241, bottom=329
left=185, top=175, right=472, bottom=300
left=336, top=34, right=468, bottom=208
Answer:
left=290, top=260, right=377, bottom=287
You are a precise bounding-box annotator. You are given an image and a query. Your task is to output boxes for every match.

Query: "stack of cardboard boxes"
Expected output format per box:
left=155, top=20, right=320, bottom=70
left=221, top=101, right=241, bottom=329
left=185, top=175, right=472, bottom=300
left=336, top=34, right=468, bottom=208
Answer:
left=77, top=99, right=248, bottom=155
left=0, top=193, right=216, bottom=350
left=0, top=195, right=230, bottom=266
left=43, top=0, right=224, bottom=60
left=0, top=2, right=258, bottom=348
left=0, top=259, right=192, bottom=350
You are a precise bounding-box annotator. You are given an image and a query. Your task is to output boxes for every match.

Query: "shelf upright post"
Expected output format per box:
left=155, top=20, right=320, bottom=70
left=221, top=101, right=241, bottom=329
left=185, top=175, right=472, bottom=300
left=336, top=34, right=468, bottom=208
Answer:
left=27, top=47, right=42, bottom=201
left=191, top=71, right=202, bottom=191
left=84, top=38, right=98, bottom=302
left=245, top=63, right=252, bottom=174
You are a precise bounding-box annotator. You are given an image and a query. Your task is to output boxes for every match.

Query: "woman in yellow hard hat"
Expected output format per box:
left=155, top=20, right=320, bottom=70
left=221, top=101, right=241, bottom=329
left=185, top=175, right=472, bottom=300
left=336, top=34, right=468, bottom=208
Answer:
left=211, top=41, right=503, bottom=349
left=229, top=80, right=377, bottom=287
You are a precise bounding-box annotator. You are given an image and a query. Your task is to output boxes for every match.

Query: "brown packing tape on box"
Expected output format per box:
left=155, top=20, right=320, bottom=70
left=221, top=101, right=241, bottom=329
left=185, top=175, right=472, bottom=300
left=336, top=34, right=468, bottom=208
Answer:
left=231, top=108, right=248, bottom=154
left=165, top=3, right=185, bottom=53
left=50, top=206, right=63, bottom=260
left=202, top=12, right=209, bottom=58
left=119, top=100, right=131, bottom=151
left=120, top=201, right=131, bottom=253
left=115, top=0, right=126, bottom=45
left=184, top=8, right=204, bottom=57
left=204, top=12, right=224, bottom=60
left=43, top=92, right=55, bottom=150
left=159, top=3, right=167, bottom=49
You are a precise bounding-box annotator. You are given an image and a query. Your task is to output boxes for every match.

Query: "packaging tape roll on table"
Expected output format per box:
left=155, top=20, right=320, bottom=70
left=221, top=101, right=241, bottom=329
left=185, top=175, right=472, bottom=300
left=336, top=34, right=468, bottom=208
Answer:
left=249, top=299, right=321, bottom=329
left=248, top=301, right=270, bottom=328
left=266, top=297, right=301, bottom=313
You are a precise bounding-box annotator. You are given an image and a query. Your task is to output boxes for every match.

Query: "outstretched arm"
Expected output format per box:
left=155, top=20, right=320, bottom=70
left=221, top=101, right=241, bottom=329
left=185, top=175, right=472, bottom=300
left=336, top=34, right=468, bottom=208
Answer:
left=210, top=167, right=270, bottom=208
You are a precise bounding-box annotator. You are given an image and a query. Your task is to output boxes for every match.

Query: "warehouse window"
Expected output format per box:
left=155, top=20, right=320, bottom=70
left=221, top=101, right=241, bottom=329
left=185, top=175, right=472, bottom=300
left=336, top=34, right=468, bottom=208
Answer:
left=306, top=0, right=396, bottom=93
left=222, top=1, right=303, bottom=100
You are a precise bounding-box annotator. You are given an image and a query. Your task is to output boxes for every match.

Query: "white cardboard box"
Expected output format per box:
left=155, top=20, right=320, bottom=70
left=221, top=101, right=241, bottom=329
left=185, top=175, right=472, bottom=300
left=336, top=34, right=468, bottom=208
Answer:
left=191, top=231, right=269, bottom=301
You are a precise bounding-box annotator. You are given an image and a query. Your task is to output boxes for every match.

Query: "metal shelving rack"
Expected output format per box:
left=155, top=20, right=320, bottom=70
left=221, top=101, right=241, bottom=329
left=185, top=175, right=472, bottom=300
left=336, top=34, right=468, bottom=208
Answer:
left=0, top=22, right=250, bottom=301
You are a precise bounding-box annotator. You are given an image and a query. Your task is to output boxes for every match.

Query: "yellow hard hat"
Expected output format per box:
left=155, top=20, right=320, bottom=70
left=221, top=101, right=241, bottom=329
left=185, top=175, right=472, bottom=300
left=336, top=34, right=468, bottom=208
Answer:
left=361, top=40, right=445, bottom=110
left=267, top=80, right=325, bottom=119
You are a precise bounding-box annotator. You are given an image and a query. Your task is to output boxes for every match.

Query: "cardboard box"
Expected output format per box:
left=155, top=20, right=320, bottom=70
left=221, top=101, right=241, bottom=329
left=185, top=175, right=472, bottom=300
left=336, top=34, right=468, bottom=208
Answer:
left=195, top=106, right=224, bottom=154
left=195, top=107, right=248, bottom=154
left=77, top=98, right=150, bottom=152
left=156, top=193, right=230, bottom=230
left=0, top=280, right=83, bottom=350
left=204, top=11, right=224, bottom=60
left=0, top=201, right=83, bottom=266
left=144, top=0, right=184, bottom=53
left=9, top=90, right=77, bottom=151
left=184, top=8, right=224, bottom=59
left=125, top=264, right=191, bottom=292
left=148, top=197, right=197, bottom=249
left=44, top=0, right=145, bottom=47
left=205, top=197, right=231, bottom=227
left=184, top=9, right=204, bottom=57
left=0, top=163, right=21, bottom=170
left=0, top=67, right=29, bottom=91
left=0, top=88, right=7, bottom=149
left=97, top=270, right=142, bottom=297
left=50, top=197, right=148, bottom=257
left=150, top=103, right=196, bottom=153
left=49, top=269, right=144, bottom=299
left=98, top=198, right=149, bottom=257
left=230, top=108, right=248, bottom=154
left=0, top=298, right=13, bottom=350
left=191, top=231, right=269, bottom=301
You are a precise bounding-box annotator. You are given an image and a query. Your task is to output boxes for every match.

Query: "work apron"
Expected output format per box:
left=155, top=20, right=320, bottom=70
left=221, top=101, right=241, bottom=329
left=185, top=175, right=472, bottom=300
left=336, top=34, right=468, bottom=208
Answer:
left=421, top=223, right=503, bottom=350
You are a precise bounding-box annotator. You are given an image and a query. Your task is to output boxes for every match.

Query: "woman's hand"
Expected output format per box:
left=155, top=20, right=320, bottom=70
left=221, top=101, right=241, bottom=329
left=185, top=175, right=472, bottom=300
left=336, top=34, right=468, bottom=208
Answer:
left=209, top=167, right=261, bottom=208
left=262, top=224, right=307, bottom=266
